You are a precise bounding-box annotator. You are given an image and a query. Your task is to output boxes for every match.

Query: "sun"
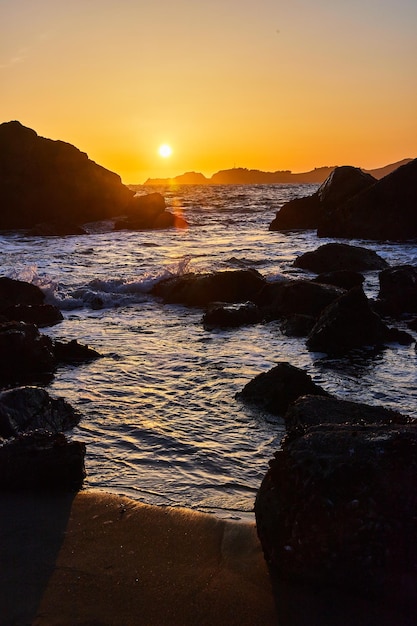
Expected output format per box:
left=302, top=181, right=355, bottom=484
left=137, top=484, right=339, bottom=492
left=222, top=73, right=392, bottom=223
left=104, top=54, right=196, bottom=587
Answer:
left=158, top=144, right=173, bottom=158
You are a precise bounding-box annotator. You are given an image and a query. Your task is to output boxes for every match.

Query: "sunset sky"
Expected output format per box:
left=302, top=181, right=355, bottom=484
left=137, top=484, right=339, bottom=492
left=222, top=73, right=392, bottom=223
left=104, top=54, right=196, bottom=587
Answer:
left=1, top=0, right=416, bottom=183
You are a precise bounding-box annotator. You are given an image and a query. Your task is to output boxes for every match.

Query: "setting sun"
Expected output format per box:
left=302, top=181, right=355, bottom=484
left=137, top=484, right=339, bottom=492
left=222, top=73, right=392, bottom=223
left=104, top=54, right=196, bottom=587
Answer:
left=158, top=144, right=173, bottom=158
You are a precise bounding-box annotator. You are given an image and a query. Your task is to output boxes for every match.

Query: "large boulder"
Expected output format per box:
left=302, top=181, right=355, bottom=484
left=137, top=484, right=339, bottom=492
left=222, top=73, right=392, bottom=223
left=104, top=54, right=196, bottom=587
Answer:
left=255, top=421, right=417, bottom=609
left=0, top=121, right=134, bottom=228
left=258, top=279, right=345, bottom=320
left=0, top=431, right=86, bottom=491
left=0, top=321, right=56, bottom=381
left=377, top=265, right=417, bottom=316
left=235, top=362, right=329, bottom=416
left=53, top=339, right=101, bottom=363
left=318, top=158, right=417, bottom=240
left=151, top=269, right=266, bottom=307
left=269, top=166, right=376, bottom=231
left=294, top=243, right=388, bottom=273
left=306, top=287, right=395, bottom=354
left=0, top=387, right=81, bottom=438
left=114, top=192, right=189, bottom=230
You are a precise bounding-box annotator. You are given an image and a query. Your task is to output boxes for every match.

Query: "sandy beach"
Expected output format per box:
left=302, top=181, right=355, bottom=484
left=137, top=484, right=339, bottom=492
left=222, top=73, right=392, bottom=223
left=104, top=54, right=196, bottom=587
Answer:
left=0, top=490, right=277, bottom=625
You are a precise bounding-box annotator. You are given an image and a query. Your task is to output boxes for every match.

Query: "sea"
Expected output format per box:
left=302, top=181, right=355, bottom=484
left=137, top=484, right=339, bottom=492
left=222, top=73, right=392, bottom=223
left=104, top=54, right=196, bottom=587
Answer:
left=1, top=183, right=417, bottom=521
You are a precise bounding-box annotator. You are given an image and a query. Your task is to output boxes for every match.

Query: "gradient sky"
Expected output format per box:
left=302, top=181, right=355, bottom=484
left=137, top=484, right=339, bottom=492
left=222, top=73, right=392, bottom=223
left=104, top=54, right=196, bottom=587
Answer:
left=1, top=0, right=416, bottom=183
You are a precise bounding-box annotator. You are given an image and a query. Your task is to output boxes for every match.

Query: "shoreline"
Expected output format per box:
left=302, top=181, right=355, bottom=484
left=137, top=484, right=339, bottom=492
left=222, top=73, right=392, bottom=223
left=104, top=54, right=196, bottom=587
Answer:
left=0, top=489, right=277, bottom=625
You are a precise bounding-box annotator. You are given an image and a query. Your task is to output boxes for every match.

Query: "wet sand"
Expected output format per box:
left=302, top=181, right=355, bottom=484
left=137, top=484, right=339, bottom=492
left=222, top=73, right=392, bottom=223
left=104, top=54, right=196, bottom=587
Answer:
left=0, top=490, right=277, bottom=625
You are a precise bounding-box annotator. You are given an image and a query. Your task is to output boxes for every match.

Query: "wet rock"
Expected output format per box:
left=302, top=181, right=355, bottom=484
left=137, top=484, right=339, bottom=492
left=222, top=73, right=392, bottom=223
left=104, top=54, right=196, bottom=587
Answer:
left=284, top=395, right=413, bottom=439
left=0, top=387, right=81, bottom=438
left=280, top=314, right=316, bottom=337
left=0, top=321, right=56, bottom=381
left=202, top=301, right=262, bottom=328
left=53, top=339, right=101, bottom=363
left=255, top=422, right=417, bottom=607
left=114, top=192, right=188, bottom=230
left=235, top=362, right=329, bottom=416
left=377, top=265, right=417, bottom=316
left=259, top=279, right=345, bottom=321
left=318, top=158, right=417, bottom=240
left=151, top=269, right=266, bottom=307
left=269, top=166, right=376, bottom=231
left=2, top=303, right=63, bottom=327
left=294, top=243, right=388, bottom=273
left=0, top=431, right=86, bottom=491
left=0, top=277, right=45, bottom=310
left=306, top=287, right=391, bottom=354
left=313, top=270, right=364, bottom=290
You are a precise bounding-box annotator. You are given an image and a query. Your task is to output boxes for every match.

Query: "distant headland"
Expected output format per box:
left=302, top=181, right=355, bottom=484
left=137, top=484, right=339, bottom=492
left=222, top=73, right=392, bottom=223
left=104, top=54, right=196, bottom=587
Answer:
left=143, top=160, right=413, bottom=186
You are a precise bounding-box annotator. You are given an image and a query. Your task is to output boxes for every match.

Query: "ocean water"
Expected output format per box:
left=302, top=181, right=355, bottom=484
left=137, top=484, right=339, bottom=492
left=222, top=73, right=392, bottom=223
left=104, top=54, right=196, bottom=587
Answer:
left=1, top=184, right=417, bottom=520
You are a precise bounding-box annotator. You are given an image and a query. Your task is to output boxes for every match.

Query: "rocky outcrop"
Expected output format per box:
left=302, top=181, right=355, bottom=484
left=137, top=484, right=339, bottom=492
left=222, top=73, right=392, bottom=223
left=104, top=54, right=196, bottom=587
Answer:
left=0, top=277, right=63, bottom=327
left=53, top=339, right=101, bottom=363
left=114, top=192, right=188, bottom=230
left=255, top=396, right=417, bottom=611
left=0, top=387, right=80, bottom=438
left=377, top=265, right=417, bottom=316
left=0, top=121, right=184, bottom=231
left=0, top=321, right=56, bottom=381
left=306, top=287, right=413, bottom=354
left=151, top=269, right=266, bottom=307
left=0, top=431, right=86, bottom=490
left=202, top=301, right=262, bottom=328
left=269, top=166, right=376, bottom=231
left=235, top=362, right=329, bottom=416
left=318, top=158, right=417, bottom=240
left=294, top=243, right=388, bottom=273
left=3, top=303, right=63, bottom=327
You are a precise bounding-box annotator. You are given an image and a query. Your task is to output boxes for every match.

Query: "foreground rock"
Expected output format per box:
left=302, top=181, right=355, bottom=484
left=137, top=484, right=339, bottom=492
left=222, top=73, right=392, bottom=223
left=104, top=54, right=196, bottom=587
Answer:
left=306, top=287, right=413, bottom=354
left=202, top=301, right=262, bottom=328
left=0, top=321, right=56, bottom=381
left=152, top=269, right=266, bottom=307
left=318, top=158, right=417, bottom=240
left=0, top=387, right=80, bottom=438
left=0, top=431, right=85, bottom=490
left=269, top=166, right=376, bottom=231
left=53, top=339, right=101, bottom=364
left=0, top=276, right=63, bottom=327
left=377, top=264, right=417, bottom=316
left=236, top=362, right=329, bottom=415
left=115, top=193, right=188, bottom=230
left=255, top=419, right=417, bottom=614
left=294, top=242, right=388, bottom=273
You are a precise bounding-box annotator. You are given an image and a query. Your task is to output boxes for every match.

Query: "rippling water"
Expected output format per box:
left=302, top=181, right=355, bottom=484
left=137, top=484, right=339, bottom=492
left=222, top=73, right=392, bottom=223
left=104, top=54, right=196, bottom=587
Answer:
left=2, top=184, right=417, bottom=519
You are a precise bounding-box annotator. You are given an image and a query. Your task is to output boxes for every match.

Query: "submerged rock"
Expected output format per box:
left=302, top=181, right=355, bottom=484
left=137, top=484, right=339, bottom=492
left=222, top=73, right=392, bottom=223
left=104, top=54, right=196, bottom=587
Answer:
left=294, top=243, right=388, bottom=273
left=0, top=387, right=81, bottom=438
left=0, top=431, right=86, bottom=491
left=236, top=362, right=329, bottom=416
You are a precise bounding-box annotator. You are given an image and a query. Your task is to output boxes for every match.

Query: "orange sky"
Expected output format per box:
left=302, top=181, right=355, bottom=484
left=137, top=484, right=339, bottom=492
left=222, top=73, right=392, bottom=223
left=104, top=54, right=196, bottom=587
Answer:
left=1, top=0, right=416, bottom=183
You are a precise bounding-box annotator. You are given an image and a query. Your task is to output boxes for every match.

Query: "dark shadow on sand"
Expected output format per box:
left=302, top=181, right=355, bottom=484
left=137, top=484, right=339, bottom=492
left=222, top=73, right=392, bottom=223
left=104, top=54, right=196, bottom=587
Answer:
left=0, top=492, right=75, bottom=625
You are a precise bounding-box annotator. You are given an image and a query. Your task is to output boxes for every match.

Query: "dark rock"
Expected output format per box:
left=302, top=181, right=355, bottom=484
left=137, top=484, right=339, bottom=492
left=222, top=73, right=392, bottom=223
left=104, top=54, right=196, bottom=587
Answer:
left=2, top=303, right=63, bottom=327
left=384, top=327, right=415, bottom=345
left=313, top=270, right=365, bottom=290
left=235, top=362, right=329, bottom=416
left=280, top=314, right=316, bottom=337
left=28, top=220, right=88, bottom=236
left=377, top=265, right=417, bottom=316
left=294, top=243, right=388, bottom=273
left=0, top=121, right=134, bottom=229
left=269, top=166, right=376, bottom=231
left=306, top=287, right=391, bottom=354
left=0, top=321, right=56, bottom=381
left=259, top=279, right=345, bottom=320
left=0, top=277, right=45, bottom=310
left=0, top=431, right=86, bottom=491
left=0, top=387, right=81, bottom=438
left=151, top=269, right=266, bottom=307
left=202, top=301, right=262, bottom=328
left=53, top=339, right=101, bottom=363
left=114, top=192, right=188, bottom=230
left=255, top=422, right=417, bottom=607
left=318, top=158, right=417, bottom=240
left=284, top=395, right=413, bottom=439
